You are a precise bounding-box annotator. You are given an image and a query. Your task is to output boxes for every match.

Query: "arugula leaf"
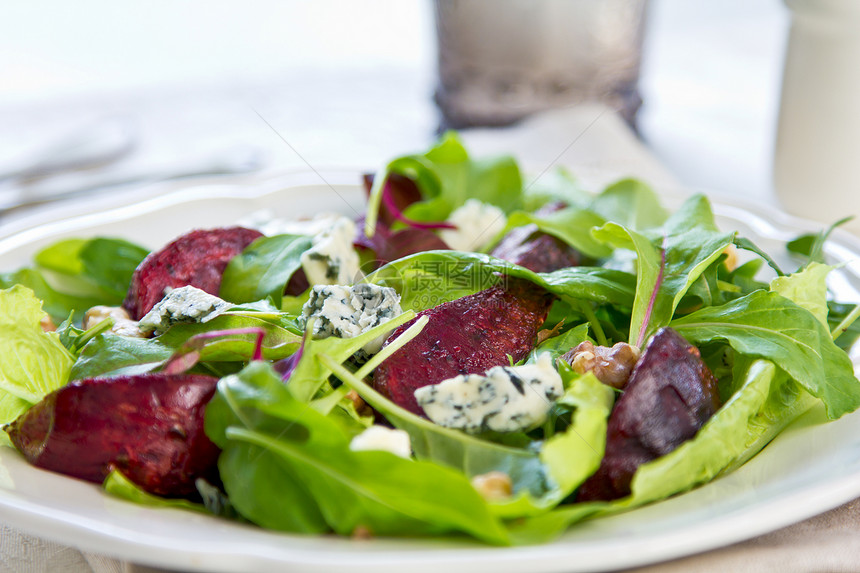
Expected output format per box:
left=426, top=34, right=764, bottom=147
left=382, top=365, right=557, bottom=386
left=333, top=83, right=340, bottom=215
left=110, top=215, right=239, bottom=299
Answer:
left=0, top=286, right=74, bottom=444
left=593, top=195, right=735, bottom=345
left=205, top=361, right=509, bottom=543
left=672, top=290, right=860, bottom=419
left=220, top=234, right=313, bottom=306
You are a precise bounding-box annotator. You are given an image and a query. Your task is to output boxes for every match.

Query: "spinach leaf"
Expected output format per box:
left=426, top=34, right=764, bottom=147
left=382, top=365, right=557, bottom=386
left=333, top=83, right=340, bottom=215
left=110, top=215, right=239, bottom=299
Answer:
left=220, top=234, right=312, bottom=306
left=205, top=361, right=509, bottom=544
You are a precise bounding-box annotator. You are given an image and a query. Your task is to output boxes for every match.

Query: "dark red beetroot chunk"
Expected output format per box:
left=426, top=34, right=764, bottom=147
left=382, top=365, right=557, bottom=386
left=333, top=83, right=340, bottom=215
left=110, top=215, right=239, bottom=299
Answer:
left=123, top=227, right=263, bottom=319
left=490, top=202, right=580, bottom=273
left=6, top=373, right=220, bottom=498
left=577, top=328, right=721, bottom=502
left=373, top=279, right=553, bottom=415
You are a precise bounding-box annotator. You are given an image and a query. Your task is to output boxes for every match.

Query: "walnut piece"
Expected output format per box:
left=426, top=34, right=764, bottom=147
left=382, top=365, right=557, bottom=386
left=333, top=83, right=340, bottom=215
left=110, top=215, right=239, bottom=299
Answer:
left=39, top=315, right=56, bottom=332
left=563, top=341, right=641, bottom=389
left=471, top=471, right=513, bottom=501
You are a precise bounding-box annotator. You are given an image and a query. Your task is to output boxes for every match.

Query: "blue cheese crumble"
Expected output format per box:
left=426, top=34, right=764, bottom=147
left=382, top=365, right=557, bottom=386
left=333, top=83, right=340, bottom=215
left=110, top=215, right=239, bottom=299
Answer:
left=414, top=353, right=563, bottom=433
left=300, top=283, right=402, bottom=355
left=349, top=425, right=412, bottom=458
left=439, top=199, right=507, bottom=252
left=138, top=286, right=233, bottom=335
left=300, top=216, right=362, bottom=286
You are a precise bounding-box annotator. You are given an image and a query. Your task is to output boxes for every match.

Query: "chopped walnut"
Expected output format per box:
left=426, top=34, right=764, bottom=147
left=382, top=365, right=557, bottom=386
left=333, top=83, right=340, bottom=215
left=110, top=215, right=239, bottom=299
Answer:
left=345, top=390, right=373, bottom=418
left=471, top=471, right=513, bottom=501
left=352, top=525, right=373, bottom=540
left=39, top=315, right=56, bottom=332
left=83, top=306, right=145, bottom=338
left=563, top=341, right=641, bottom=389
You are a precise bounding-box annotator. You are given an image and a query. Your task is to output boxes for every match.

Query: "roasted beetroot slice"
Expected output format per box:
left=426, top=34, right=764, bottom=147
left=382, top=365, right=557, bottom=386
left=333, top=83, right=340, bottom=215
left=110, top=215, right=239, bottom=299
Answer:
left=577, top=328, right=721, bottom=501
left=123, top=227, right=263, bottom=319
left=6, top=373, right=220, bottom=498
left=373, top=279, right=553, bottom=415
left=490, top=202, right=580, bottom=273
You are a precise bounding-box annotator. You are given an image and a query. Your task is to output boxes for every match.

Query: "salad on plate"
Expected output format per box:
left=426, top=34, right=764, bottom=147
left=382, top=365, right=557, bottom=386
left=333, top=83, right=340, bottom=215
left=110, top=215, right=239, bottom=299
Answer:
left=1, top=133, right=859, bottom=546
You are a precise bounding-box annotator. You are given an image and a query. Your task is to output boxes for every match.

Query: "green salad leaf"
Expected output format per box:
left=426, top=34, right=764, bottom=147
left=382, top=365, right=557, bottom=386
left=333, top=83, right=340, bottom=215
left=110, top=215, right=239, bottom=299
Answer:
left=220, top=234, right=313, bottom=306
left=0, top=286, right=74, bottom=444
left=365, top=132, right=522, bottom=236
left=0, top=237, right=148, bottom=323
left=205, top=361, right=510, bottom=544
left=593, top=194, right=735, bottom=345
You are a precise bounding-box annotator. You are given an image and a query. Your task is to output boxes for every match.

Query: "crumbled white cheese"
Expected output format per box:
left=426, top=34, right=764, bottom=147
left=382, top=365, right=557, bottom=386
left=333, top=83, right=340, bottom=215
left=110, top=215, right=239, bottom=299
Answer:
left=414, top=353, right=563, bottom=433
left=300, top=216, right=363, bottom=286
left=439, top=199, right=507, bottom=252
left=237, top=210, right=343, bottom=238
left=349, top=425, right=412, bottom=459
left=300, top=283, right=402, bottom=355
left=138, top=286, right=234, bottom=335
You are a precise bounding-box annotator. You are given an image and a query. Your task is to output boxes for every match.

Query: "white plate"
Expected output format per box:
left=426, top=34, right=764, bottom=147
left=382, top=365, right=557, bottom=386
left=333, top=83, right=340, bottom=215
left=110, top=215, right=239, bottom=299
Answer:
left=2, top=171, right=860, bottom=573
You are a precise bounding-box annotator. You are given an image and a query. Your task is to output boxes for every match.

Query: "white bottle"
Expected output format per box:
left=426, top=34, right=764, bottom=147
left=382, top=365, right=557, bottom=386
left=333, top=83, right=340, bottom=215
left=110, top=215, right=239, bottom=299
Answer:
left=774, top=0, right=860, bottom=233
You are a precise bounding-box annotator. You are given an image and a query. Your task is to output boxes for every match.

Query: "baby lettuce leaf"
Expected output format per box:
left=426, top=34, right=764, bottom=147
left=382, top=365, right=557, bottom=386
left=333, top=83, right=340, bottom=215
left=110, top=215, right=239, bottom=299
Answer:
left=365, top=133, right=522, bottom=236
left=205, top=361, right=509, bottom=544
left=592, top=195, right=735, bottom=345
left=220, top=234, right=313, bottom=306
left=0, top=286, right=74, bottom=445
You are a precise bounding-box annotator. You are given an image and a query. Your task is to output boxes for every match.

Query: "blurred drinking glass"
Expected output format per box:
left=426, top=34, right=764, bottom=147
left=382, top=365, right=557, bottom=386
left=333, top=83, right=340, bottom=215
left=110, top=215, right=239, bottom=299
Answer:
left=433, top=0, right=649, bottom=129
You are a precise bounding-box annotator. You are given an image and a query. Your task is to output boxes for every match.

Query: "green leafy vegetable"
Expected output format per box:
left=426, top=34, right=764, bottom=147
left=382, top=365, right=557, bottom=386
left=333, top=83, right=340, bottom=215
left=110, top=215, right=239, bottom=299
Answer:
left=365, top=133, right=522, bottom=237
left=0, top=237, right=148, bottom=323
left=220, top=234, right=313, bottom=306
left=206, top=361, right=510, bottom=543
left=593, top=195, right=735, bottom=345
left=0, top=286, right=74, bottom=444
